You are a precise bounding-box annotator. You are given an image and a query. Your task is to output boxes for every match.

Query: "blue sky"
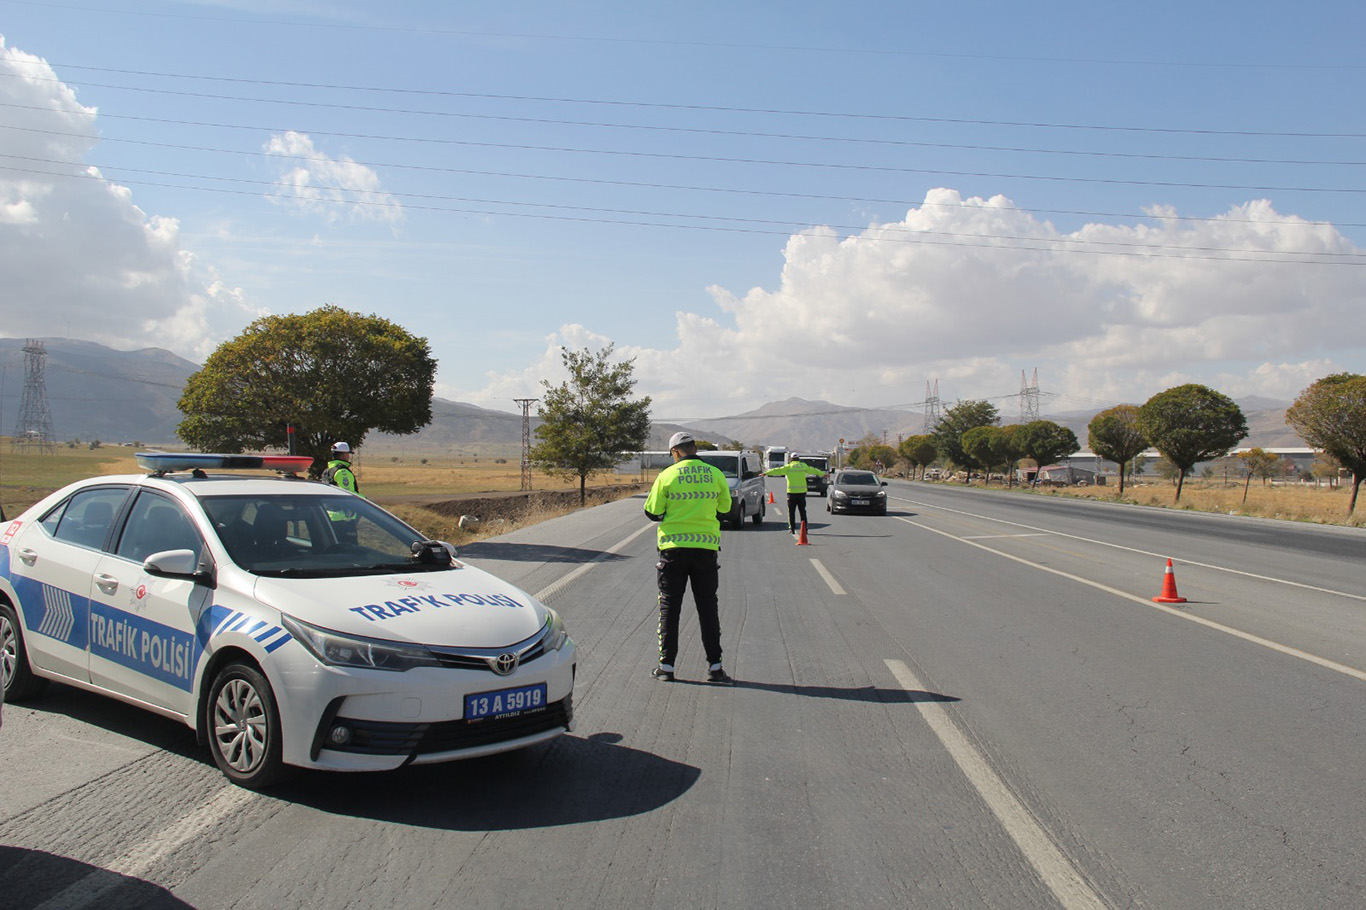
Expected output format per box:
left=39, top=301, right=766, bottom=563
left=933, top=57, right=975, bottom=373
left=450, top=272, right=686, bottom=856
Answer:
left=1, top=0, right=1363, bottom=422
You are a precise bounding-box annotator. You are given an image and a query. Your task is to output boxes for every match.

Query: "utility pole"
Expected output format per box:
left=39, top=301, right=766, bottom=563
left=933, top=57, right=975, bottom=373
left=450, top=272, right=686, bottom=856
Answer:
left=513, top=398, right=538, bottom=491
left=924, top=379, right=941, bottom=434
left=1020, top=368, right=1040, bottom=423
left=12, top=339, right=56, bottom=453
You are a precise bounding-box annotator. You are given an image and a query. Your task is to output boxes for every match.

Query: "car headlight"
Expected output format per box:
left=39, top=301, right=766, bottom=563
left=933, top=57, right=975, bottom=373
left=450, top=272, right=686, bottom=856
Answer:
left=833, top=491, right=849, bottom=500
left=875, top=490, right=887, bottom=498
left=541, top=607, right=569, bottom=652
left=281, top=614, right=441, bottom=672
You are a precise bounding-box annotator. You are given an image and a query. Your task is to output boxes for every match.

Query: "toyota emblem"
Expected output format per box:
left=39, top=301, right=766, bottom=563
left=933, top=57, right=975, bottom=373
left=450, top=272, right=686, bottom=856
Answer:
left=491, top=653, right=519, bottom=675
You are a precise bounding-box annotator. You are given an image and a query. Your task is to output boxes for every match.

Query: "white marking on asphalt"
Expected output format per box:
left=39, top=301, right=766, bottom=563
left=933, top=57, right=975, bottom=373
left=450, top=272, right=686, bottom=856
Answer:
left=810, top=558, right=845, bottom=595
left=534, top=523, right=654, bottom=603
left=960, top=533, right=1051, bottom=540
left=894, top=495, right=1366, bottom=603
left=884, top=659, right=1109, bottom=910
left=33, top=786, right=256, bottom=910
left=897, top=515, right=1366, bottom=684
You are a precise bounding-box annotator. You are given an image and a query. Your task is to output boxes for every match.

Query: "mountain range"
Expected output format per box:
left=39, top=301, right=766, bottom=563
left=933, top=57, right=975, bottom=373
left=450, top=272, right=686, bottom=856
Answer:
left=0, top=338, right=1305, bottom=453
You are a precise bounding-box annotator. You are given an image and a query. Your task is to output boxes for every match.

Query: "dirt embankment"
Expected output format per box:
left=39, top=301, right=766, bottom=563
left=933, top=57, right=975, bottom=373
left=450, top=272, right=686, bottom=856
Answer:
left=378, top=483, right=649, bottom=524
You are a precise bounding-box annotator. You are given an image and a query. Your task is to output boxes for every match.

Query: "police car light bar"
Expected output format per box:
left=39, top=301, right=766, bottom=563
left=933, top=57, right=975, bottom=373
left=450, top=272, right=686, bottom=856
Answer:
left=136, top=453, right=314, bottom=474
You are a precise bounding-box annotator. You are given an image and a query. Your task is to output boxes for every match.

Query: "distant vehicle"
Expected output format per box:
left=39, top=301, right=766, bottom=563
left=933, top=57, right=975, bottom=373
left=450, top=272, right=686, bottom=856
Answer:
left=695, top=451, right=766, bottom=529
left=762, top=446, right=787, bottom=471
left=828, top=470, right=889, bottom=515
left=790, top=453, right=832, bottom=497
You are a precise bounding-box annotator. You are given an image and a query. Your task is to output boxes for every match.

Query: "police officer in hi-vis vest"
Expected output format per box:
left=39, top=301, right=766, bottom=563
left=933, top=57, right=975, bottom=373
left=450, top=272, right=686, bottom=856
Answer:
left=643, top=432, right=735, bottom=685
left=323, top=441, right=364, bottom=543
left=765, top=455, right=826, bottom=534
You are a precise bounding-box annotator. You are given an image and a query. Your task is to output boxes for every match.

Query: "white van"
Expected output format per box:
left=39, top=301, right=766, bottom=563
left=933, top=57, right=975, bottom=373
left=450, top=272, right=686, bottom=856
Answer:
left=696, top=451, right=767, bottom=529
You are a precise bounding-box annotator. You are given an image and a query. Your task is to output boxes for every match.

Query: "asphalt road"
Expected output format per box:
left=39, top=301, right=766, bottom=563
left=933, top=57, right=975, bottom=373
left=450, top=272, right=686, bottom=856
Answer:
left=2, top=478, right=1363, bottom=909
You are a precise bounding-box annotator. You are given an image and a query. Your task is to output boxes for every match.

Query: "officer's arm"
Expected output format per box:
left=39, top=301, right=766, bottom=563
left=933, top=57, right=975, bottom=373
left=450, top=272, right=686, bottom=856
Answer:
left=644, top=479, right=666, bottom=521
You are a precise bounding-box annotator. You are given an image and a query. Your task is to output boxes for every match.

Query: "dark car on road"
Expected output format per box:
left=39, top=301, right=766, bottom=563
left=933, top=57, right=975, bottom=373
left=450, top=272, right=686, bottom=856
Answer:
left=827, top=470, right=888, bottom=515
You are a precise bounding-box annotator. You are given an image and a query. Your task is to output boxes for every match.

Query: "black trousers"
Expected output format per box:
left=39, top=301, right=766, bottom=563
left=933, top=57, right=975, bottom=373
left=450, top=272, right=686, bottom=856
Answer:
left=656, top=547, right=722, bottom=667
left=786, top=493, right=809, bottom=529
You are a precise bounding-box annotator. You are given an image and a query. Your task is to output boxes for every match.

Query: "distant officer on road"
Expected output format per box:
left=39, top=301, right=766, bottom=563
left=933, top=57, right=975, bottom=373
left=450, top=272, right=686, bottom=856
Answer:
left=643, top=432, right=735, bottom=685
left=323, top=441, right=364, bottom=543
left=765, top=455, right=826, bottom=534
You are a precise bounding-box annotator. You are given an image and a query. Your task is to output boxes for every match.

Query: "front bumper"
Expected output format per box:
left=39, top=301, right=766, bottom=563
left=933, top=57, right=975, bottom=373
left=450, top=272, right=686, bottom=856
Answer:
left=275, top=638, right=577, bottom=771
left=831, top=496, right=886, bottom=514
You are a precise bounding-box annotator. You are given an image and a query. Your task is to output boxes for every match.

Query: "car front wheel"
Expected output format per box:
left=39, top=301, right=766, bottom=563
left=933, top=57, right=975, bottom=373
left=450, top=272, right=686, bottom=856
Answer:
left=0, top=601, right=48, bottom=702
left=207, top=661, right=288, bottom=789
left=735, top=503, right=746, bottom=530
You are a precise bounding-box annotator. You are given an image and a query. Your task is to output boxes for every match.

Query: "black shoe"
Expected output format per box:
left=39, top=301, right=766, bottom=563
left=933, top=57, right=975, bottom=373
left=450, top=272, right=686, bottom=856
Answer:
left=707, top=667, right=735, bottom=685
left=652, top=666, right=675, bottom=682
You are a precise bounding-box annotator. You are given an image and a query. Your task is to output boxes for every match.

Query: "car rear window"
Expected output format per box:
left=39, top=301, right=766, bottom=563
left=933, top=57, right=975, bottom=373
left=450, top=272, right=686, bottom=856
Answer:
left=697, top=454, right=739, bottom=477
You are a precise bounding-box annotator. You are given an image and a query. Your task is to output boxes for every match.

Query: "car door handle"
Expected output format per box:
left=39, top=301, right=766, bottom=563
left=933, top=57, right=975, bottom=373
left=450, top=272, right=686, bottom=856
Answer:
left=17, top=548, right=37, bottom=566
left=95, top=574, right=119, bottom=595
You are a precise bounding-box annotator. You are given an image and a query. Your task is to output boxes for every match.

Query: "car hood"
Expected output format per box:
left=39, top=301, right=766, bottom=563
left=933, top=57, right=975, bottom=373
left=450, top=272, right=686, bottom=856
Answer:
left=250, top=563, right=549, bottom=648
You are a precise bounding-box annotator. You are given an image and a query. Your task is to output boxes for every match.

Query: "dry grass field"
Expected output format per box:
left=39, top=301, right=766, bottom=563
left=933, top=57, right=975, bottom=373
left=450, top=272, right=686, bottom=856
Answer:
left=1019, top=478, right=1364, bottom=528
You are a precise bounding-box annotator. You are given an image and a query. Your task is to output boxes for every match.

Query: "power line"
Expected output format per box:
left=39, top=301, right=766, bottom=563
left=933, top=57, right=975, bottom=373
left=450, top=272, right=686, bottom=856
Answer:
left=7, top=115, right=1366, bottom=198
left=5, top=83, right=1365, bottom=168
left=9, top=116, right=1366, bottom=232
left=11, top=61, right=1366, bottom=133
left=6, top=160, right=1360, bottom=265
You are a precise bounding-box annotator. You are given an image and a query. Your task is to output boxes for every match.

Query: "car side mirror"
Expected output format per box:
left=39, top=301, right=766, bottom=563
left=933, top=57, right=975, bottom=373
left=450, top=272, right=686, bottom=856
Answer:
left=881, top=480, right=888, bottom=486
left=145, top=548, right=215, bottom=584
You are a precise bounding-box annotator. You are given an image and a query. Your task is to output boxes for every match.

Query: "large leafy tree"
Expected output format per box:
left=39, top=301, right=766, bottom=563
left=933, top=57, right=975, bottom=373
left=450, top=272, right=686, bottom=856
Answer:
left=898, top=434, right=939, bottom=479
left=1137, top=384, right=1247, bottom=502
left=961, top=425, right=1019, bottom=483
left=531, top=344, right=652, bottom=505
left=1087, top=405, right=1147, bottom=496
left=1014, top=420, right=1080, bottom=484
left=932, top=400, right=999, bottom=469
left=178, top=305, right=436, bottom=476
left=1286, top=372, right=1366, bottom=513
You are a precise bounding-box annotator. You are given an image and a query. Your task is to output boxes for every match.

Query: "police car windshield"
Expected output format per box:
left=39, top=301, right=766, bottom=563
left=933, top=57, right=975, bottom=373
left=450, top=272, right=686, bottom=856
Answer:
left=200, top=495, right=445, bottom=576
left=696, top=454, right=739, bottom=478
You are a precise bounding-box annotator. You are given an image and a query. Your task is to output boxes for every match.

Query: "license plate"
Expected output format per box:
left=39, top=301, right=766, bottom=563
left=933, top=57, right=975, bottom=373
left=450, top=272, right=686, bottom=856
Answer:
left=851, top=499, right=868, bottom=506
left=464, top=683, right=548, bottom=721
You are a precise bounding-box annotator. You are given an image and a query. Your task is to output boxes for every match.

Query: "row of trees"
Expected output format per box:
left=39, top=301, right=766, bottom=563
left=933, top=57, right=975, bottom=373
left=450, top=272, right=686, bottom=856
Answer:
left=894, top=384, right=1246, bottom=503
left=890, top=377, right=1365, bottom=514
left=174, top=307, right=1366, bottom=514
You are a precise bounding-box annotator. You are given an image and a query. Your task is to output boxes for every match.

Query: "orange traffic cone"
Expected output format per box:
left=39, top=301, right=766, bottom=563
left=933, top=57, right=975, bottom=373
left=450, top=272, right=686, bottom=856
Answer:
left=768, top=490, right=775, bottom=504
left=1152, top=558, right=1187, bottom=603
left=796, top=521, right=810, bottom=546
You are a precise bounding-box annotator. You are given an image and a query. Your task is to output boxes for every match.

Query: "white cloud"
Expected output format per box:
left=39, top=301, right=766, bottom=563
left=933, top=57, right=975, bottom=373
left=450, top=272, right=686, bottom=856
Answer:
left=0, top=35, right=260, bottom=356
left=265, top=131, right=403, bottom=226
left=466, top=189, right=1366, bottom=416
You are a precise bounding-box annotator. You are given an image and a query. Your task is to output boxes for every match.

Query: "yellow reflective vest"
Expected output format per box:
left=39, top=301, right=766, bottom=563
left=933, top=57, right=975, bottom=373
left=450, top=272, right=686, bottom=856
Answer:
left=765, top=459, right=825, bottom=494
left=643, top=457, right=732, bottom=551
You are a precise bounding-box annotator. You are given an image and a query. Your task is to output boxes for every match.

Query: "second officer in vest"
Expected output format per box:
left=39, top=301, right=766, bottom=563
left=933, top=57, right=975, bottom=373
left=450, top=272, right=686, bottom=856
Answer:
left=644, top=432, right=735, bottom=684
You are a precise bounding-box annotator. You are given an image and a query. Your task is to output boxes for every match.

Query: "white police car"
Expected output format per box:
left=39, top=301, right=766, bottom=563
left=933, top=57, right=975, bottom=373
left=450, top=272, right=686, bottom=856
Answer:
left=0, top=453, right=576, bottom=788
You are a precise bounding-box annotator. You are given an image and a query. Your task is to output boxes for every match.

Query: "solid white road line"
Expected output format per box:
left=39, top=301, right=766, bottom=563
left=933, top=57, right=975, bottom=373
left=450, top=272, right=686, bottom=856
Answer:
left=534, top=523, right=654, bottom=603
left=894, top=495, right=1366, bottom=603
left=34, top=786, right=256, bottom=910
left=896, top=515, right=1366, bottom=684
left=885, top=659, right=1110, bottom=910
left=810, top=558, right=846, bottom=595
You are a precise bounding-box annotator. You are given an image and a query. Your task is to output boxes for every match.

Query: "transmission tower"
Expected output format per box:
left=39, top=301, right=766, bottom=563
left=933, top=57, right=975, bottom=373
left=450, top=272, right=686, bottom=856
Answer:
left=513, top=398, right=538, bottom=491
left=11, top=339, right=56, bottom=453
left=923, top=379, right=941, bottom=433
left=1020, top=368, right=1041, bottom=423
